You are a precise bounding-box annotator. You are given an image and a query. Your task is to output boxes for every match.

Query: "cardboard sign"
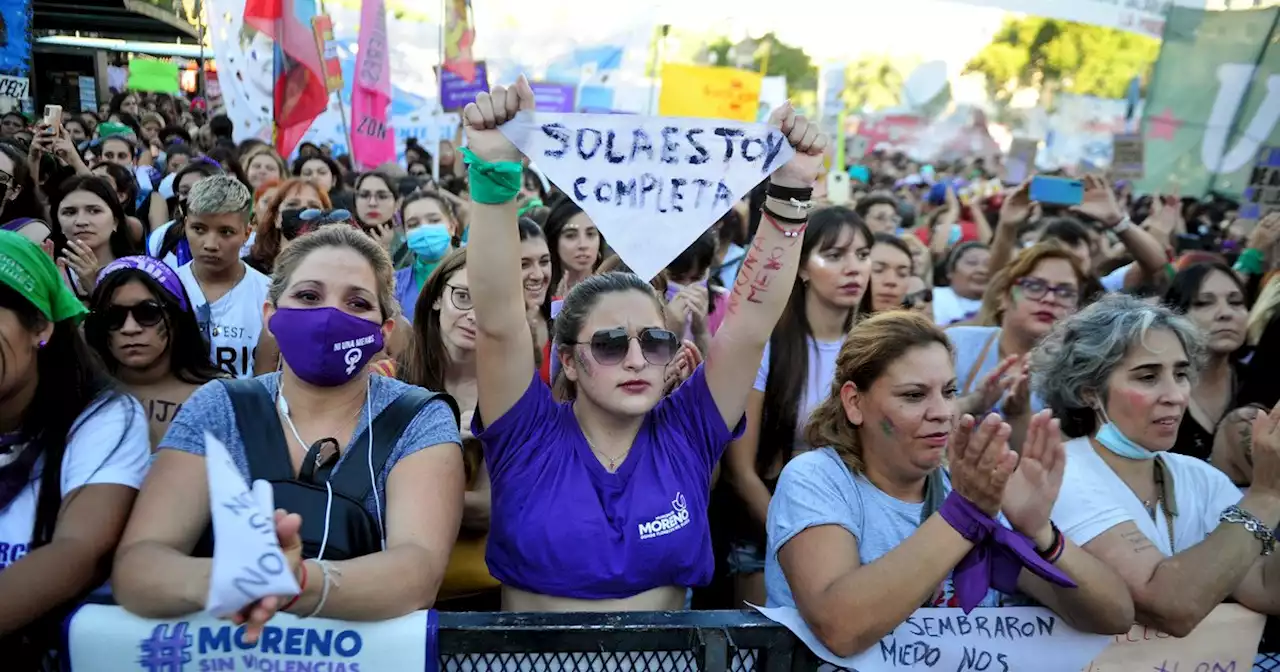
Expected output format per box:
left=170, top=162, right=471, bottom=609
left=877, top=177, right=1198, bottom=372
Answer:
left=1111, top=133, right=1146, bottom=180
left=756, top=605, right=1112, bottom=670
left=1006, top=138, right=1039, bottom=185
left=1085, top=604, right=1265, bottom=671
left=1241, top=145, right=1280, bottom=223
left=659, top=64, right=763, bottom=123
left=63, top=604, right=434, bottom=671
left=204, top=432, right=299, bottom=618
left=499, top=111, right=794, bottom=281
left=759, top=603, right=1265, bottom=672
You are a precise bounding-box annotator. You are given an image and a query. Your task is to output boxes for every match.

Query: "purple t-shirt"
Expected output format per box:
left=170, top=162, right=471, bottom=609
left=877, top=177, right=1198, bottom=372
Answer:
left=473, top=364, right=744, bottom=600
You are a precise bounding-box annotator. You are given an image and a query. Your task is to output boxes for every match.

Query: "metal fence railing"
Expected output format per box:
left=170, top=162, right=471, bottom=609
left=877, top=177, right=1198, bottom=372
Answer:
left=435, top=610, right=821, bottom=672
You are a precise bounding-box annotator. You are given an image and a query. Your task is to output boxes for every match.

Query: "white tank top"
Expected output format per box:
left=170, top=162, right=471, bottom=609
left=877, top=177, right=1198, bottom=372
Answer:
left=177, top=262, right=270, bottom=378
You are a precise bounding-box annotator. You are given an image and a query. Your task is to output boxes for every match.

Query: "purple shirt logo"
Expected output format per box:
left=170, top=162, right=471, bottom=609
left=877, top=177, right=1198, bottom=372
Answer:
left=638, top=492, right=690, bottom=540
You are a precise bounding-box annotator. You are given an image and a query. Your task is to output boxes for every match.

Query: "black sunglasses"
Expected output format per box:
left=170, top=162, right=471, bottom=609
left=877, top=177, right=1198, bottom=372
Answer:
left=564, top=327, right=680, bottom=366
left=101, top=300, right=165, bottom=331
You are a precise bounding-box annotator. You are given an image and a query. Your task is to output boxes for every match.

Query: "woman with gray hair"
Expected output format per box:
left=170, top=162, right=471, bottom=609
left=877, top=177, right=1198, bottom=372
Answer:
left=1035, top=293, right=1280, bottom=637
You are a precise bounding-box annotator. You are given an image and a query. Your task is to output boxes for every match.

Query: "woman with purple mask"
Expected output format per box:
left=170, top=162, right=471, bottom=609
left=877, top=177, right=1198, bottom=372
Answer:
left=465, top=78, right=826, bottom=612
left=113, top=225, right=464, bottom=640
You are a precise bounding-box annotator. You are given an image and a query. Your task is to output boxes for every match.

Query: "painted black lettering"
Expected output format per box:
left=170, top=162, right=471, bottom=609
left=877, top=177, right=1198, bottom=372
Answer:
left=761, top=131, right=786, bottom=173
left=639, top=173, right=659, bottom=209
left=685, top=128, right=709, bottom=164
left=741, top=137, right=765, bottom=162
left=630, top=129, right=654, bottom=161
left=594, top=180, right=613, bottom=203
left=669, top=178, right=687, bottom=212
left=975, top=616, right=991, bottom=638
left=938, top=617, right=955, bottom=636
left=603, top=130, right=627, bottom=164
left=615, top=179, right=637, bottom=208
left=905, top=617, right=924, bottom=637
left=712, top=181, right=733, bottom=210
left=541, top=123, right=570, bottom=158
left=660, top=126, right=680, bottom=165
left=714, top=127, right=744, bottom=161
left=1035, top=615, right=1055, bottom=636
left=691, top=179, right=712, bottom=208
left=655, top=177, right=668, bottom=213
left=576, top=128, right=603, bottom=160
left=215, top=348, right=238, bottom=376
left=573, top=177, right=589, bottom=201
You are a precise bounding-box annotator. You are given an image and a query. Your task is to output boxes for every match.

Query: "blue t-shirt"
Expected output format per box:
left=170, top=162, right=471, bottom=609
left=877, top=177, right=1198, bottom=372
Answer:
left=766, top=448, right=1024, bottom=610
left=947, top=325, right=1046, bottom=416
left=160, top=372, right=461, bottom=518
left=473, top=364, right=745, bottom=600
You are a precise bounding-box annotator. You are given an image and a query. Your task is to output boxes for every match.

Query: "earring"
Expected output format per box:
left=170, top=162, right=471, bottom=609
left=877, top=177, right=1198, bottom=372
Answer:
left=37, top=340, right=47, bottom=349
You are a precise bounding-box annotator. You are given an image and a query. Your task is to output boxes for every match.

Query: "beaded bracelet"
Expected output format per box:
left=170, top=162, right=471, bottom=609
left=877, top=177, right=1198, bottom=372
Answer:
left=762, top=210, right=808, bottom=238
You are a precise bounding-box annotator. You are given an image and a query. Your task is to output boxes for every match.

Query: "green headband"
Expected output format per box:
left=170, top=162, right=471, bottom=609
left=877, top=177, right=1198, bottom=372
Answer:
left=0, top=231, right=88, bottom=323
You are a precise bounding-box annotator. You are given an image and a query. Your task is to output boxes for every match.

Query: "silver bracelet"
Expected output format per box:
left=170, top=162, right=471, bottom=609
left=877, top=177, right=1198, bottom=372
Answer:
left=1108, top=216, right=1133, bottom=234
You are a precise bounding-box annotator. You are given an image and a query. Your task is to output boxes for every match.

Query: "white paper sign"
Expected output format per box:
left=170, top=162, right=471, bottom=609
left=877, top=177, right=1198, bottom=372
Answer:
left=204, top=432, right=299, bottom=618
left=755, top=604, right=1112, bottom=671
left=64, top=604, right=430, bottom=671
left=0, top=74, right=30, bottom=101
left=500, top=111, right=795, bottom=281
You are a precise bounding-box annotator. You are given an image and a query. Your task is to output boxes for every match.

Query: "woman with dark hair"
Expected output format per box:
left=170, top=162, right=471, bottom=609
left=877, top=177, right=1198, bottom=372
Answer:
left=0, top=231, right=149, bottom=666
left=352, top=172, right=400, bottom=250
left=465, top=81, right=823, bottom=611
left=1163, top=261, right=1249, bottom=461
left=245, top=177, right=329, bottom=277
left=52, top=175, right=138, bottom=298
left=723, top=205, right=872, bottom=607
left=394, top=191, right=462, bottom=323
left=86, top=256, right=225, bottom=447
left=205, top=145, right=251, bottom=190
left=932, top=241, right=990, bottom=326
left=0, top=143, right=51, bottom=243
left=292, top=155, right=342, bottom=198
left=108, top=91, right=140, bottom=119
left=543, top=197, right=602, bottom=300
left=91, top=160, right=145, bottom=246
left=146, top=159, right=224, bottom=270
left=867, top=232, right=914, bottom=313
left=661, top=229, right=727, bottom=356
left=518, top=218, right=554, bottom=381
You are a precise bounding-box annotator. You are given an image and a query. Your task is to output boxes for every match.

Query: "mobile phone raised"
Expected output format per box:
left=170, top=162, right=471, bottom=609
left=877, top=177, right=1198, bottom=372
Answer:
left=42, top=105, right=62, bottom=130
left=1028, top=176, right=1084, bottom=206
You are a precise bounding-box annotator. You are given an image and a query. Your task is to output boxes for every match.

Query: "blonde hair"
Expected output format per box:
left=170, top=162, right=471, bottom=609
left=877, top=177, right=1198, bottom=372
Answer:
left=1248, top=274, right=1280, bottom=346
left=268, top=225, right=400, bottom=321
left=241, top=144, right=288, bottom=179
left=976, top=242, right=1087, bottom=326
left=804, top=311, right=953, bottom=473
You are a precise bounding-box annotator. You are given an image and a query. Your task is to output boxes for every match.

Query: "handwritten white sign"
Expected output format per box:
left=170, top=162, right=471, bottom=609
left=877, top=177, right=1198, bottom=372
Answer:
left=755, top=604, right=1112, bottom=671
left=64, top=604, right=431, bottom=671
left=1084, top=604, right=1265, bottom=672
left=204, top=432, right=299, bottom=618
left=0, top=75, right=29, bottom=101
left=500, top=111, right=794, bottom=281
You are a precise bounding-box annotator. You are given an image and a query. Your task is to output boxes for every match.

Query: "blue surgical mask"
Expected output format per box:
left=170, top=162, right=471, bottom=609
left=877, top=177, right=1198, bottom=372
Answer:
left=1094, top=409, right=1157, bottom=461
left=406, top=224, right=451, bottom=261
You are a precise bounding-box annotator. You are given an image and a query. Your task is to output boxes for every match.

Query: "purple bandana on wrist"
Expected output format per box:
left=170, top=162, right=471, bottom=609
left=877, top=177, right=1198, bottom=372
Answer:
left=96, top=255, right=190, bottom=311
left=938, top=491, right=1077, bottom=613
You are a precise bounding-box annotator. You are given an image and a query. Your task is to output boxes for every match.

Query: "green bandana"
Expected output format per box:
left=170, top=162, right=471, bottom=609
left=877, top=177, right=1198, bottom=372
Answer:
left=0, top=230, right=88, bottom=322
left=97, top=122, right=135, bottom=140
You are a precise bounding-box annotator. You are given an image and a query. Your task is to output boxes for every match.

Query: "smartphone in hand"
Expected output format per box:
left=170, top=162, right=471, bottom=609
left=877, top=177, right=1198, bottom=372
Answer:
left=1029, top=176, right=1084, bottom=206
left=42, top=105, right=62, bottom=135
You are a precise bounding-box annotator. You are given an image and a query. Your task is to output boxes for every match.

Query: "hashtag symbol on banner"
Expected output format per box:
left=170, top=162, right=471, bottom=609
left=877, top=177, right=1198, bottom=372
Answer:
left=137, top=623, right=193, bottom=672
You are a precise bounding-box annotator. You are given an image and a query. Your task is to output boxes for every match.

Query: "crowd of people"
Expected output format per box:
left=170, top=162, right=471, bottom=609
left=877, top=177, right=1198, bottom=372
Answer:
left=1, top=77, right=1280, bottom=670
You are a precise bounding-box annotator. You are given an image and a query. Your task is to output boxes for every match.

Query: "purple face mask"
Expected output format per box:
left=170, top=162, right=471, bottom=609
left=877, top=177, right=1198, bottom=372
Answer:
left=268, top=307, right=385, bottom=387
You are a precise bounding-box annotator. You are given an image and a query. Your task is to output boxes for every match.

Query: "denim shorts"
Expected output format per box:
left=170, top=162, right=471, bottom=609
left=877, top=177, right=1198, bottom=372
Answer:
left=727, top=540, right=766, bottom=575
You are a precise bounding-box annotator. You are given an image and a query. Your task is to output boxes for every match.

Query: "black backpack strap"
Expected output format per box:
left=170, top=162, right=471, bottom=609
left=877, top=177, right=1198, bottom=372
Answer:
left=219, top=378, right=295, bottom=481
left=329, top=386, right=460, bottom=503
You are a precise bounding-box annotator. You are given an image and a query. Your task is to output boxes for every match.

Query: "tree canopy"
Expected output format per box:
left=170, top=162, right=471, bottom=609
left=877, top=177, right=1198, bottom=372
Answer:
left=701, top=32, right=817, bottom=98
left=964, top=17, right=1160, bottom=103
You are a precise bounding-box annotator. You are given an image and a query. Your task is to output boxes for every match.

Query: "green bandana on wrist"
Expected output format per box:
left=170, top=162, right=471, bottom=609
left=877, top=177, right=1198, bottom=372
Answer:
left=0, top=230, right=88, bottom=323
left=459, top=147, right=522, bottom=205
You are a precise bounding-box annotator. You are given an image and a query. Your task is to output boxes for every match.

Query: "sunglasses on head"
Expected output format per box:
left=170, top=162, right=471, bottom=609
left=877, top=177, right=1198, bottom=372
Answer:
left=565, top=327, right=680, bottom=367
left=101, top=300, right=165, bottom=331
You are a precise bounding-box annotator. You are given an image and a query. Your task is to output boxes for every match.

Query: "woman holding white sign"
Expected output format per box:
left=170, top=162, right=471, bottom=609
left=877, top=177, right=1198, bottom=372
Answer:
left=1038, top=294, right=1280, bottom=637
left=767, top=311, right=1134, bottom=658
left=464, top=77, right=824, bottom=612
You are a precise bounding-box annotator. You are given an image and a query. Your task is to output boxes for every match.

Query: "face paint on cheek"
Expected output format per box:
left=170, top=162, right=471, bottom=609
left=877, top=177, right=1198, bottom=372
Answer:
left=879, top=418, right=895, bottom=438
left=1010, top=286, right=1023, bottom=307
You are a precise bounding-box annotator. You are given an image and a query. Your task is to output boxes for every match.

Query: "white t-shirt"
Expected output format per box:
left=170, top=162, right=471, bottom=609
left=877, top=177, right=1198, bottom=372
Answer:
left=1101, top=263, right=1133, bottom=293
left=0, top=394, right=150, bottom=571
left=932, top=286, right=983, bottom=326
left=178, top=262, right=271, bottom=379
left=1051, top=436, right=1243, bottom=555
left=146, top=221, right=182, bottom=271
left=753, top=337, right=843, bottom=450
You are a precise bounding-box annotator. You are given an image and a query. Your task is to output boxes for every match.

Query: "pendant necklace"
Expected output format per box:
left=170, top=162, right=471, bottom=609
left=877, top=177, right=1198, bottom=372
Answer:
left=584, top=434, right=630, bottom=472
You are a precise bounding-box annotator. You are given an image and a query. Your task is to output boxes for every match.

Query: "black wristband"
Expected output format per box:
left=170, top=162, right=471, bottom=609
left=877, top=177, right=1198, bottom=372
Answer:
left=766, top=183, right=813, bottom=203
left=762, top=206, right=806, bottom=224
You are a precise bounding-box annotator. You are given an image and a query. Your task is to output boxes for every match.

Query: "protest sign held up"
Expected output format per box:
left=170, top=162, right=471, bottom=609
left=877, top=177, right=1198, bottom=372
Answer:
left=204, top=432, right=299, bottom=618
left=499, top=111, right=795, bottom=281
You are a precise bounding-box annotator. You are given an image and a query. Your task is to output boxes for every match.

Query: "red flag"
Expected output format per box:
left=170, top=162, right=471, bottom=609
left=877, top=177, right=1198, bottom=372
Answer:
left=244, top=0, right=328, bottom=157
